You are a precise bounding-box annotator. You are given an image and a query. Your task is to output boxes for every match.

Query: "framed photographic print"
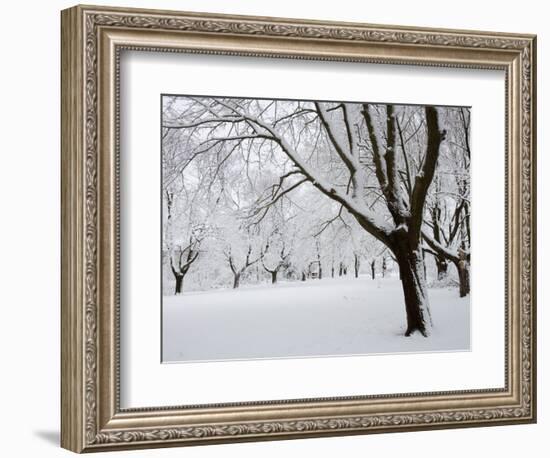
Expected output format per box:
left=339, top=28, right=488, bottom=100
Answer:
left=61, top=4, right=537, bottom=453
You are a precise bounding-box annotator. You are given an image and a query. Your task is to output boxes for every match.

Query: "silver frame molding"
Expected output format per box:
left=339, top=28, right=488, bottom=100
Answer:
left=61, top=4, right=537, bottom=453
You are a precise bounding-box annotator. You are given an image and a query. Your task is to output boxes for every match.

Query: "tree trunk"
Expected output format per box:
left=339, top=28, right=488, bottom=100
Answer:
left=233, top=272, right=241, bottom=289
left=271, top=270, right=277, bottom=284
left=370, top=260, right=375, bottom=280
left=301, top=272, right=306, bottom=281
left=453, top=260, right=470, bottom=297
left=331, top=264, right=335, bottom=278
left=354, top=254, right=360, bottom=278
left=436, top=257, right=448, bottom=280
left=392, top=240, right=432, bottom=337
left=174, top=274, right=184, bottom=295
left=318, top=264, right=323, bottom=280
left=382, top=257, right=387, bottom=278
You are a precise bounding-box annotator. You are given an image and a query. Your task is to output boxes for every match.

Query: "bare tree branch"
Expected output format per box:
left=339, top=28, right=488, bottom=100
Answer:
left=409, top=107, right=446, bottom=244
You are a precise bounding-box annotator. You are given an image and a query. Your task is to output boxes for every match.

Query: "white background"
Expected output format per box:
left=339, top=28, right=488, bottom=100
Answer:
left=121, top=53, right=504, bottom=407
left=0, top=0, right=546, bottom=457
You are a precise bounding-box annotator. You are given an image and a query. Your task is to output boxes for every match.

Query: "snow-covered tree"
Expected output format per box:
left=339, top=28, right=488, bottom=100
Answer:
left=422, top=107, right=470, bottom=296
left=162, top=97, right=463, bottom=337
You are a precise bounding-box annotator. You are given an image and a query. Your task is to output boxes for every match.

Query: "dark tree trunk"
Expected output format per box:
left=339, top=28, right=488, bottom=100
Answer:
left=233, top=272, right=241, bottom=289
left=392, top=237, right=432, bottom=337
left=436, top=257, right=449, bottom=280
left=301, top=272, right=306, bottom=281
left=331, top=264, right=335, bottom=278
left=453, top=260, right=470, bottom=297
left=174, top=274, right=184, bottom=295
left=354, top=254, right=360, bottom=278
left=431, top=195, right=447, bottom=282
left=339, top=263, right=347, bottom=277
left=271, top=270, right=278, bottom=284
left=318, top=264, right=323, bottom=280
left=382, top=257, right=387, bottom=278
left=370, top=260, right=375, bottom=280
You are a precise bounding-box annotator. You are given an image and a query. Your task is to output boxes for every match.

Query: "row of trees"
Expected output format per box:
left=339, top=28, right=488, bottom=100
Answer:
left=162, top=96, right=471, bottom=337
left=165, top=193, right=391, bottom=294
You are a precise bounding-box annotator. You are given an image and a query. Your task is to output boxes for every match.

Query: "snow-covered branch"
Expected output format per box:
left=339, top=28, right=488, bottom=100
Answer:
left=409, top=107, right=446, bottom=244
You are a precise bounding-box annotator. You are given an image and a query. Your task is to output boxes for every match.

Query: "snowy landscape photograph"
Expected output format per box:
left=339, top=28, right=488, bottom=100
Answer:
left=161, top=95, right=471, bottom=363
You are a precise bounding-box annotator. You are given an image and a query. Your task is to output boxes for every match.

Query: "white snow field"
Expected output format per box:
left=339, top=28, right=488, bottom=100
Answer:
left=162, top=276, right=470, bottom=363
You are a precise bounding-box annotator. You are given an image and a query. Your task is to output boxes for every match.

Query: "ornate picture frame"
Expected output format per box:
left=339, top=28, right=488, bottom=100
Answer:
left=61, top=4, right=536, bottom=453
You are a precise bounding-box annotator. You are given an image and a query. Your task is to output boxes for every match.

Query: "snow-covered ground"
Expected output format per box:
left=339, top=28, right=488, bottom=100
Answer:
left=162, top=276, right=470, bottom=362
